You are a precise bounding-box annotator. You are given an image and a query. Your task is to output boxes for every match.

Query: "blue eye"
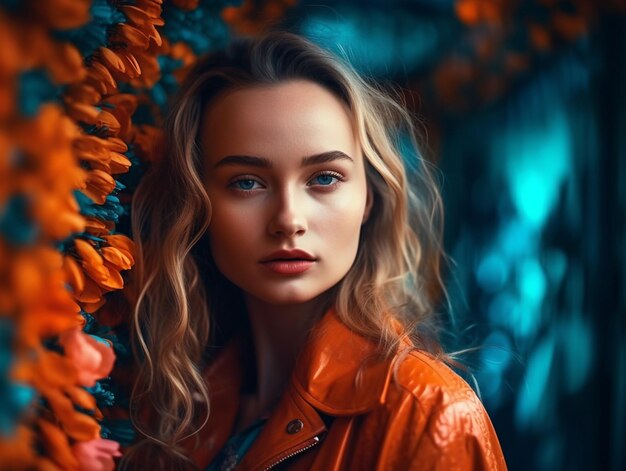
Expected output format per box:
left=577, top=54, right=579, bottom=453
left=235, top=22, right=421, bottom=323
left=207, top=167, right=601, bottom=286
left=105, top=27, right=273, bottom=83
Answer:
left=314, top=175, right=335, bottom=185
left=310, top=173, right=341, bottom=186
left=230, top=178, right=262, bottom=191
left=236, top=179, right=256, bottom=190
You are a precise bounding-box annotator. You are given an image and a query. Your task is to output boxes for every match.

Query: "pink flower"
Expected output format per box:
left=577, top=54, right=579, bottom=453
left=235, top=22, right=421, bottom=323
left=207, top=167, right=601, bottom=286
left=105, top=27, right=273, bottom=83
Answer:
left=59, top=329, right=115, bottom=387
left=72, top=439, right=122, bottom=471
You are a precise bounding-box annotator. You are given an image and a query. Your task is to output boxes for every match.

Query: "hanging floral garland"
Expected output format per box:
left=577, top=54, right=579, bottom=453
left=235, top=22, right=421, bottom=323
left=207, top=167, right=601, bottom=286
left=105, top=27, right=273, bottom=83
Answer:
left=0, top=1, right=297, bottom=469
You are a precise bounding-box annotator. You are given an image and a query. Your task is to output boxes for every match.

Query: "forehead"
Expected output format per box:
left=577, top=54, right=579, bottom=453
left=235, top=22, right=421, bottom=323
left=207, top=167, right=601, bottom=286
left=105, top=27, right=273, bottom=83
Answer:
left=200, top=80, right=358, bottom=162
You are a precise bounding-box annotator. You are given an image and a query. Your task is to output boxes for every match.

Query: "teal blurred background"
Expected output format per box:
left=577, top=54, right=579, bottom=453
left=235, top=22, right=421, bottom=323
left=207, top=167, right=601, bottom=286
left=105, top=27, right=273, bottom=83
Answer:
left=274, top=1, right=625, bottom=470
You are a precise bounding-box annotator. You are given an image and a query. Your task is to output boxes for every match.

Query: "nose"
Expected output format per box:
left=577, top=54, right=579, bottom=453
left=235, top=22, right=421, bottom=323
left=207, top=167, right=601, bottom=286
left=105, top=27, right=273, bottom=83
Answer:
left=267, top=187, right=307, bottom=238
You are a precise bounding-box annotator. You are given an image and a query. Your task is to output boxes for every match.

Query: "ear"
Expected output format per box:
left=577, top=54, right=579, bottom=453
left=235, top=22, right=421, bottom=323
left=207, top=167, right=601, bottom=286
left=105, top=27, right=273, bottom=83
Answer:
left=362, top=184, right=374, bottom=224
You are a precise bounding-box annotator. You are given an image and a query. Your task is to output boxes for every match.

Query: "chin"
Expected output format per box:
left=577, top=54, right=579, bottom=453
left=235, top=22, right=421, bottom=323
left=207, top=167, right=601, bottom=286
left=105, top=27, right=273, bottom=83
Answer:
left=247, top=281, right=335, bottom=307
left=252, top=291, right=320, bottom=306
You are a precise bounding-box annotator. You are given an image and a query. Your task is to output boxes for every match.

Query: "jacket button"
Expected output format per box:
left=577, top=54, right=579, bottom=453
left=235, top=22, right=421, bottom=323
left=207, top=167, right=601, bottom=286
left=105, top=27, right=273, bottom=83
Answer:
left=286, top=419, right=304, bottom=434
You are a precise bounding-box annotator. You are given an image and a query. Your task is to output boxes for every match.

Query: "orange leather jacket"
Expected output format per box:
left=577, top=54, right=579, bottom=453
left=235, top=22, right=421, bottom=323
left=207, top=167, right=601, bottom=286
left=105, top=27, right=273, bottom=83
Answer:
left=186, top=309, right=507, bottom=470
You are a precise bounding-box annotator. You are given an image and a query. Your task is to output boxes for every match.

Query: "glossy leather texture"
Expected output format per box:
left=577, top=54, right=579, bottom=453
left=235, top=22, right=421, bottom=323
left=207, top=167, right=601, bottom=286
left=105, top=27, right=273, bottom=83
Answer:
left=187, top=309, right=508, bottom=470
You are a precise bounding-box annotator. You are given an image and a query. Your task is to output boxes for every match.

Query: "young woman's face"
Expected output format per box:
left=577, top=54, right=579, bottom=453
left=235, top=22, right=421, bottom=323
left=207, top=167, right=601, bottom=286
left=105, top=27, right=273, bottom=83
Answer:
left=202, top=80, right=370, bottom=306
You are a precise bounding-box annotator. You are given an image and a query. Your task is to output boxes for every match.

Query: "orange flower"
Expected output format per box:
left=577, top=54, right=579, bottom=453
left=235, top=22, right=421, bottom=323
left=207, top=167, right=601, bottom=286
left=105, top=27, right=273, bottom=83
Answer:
left=44, top=41, right=87, bottom=85
left=96, top=110, right=121, bottom=135
left=81, top=297, right=107, bottom=314
left=120, top=4, right=164, bottom=46
left=30, top=0, right=91, bottom=30
left=73, top=238, right=129, bottom=302
left=103, top=94, right=137, bottom=140
left=73, top=135, right=111, bottom=166
left=76, top=278, right=108, bottom=314
left=37, top=419, right=79, bottom=471
left=128, top=0, right=164, bottom=22
left=172, top=0, right=200, bottom=10
left=0, top=425, right=37, bottom=469
left=45, top=388, right=100, bottom=441
left=73, top=135, right=131, bottom=174
left=102, top=137, right=128, bottom=153
left=65, top=83, right=103, bottom=106
left=170, top=42, right=197, bottom=83
left=108, top=151, right=132, bottom=174
left=116, top=50, right=142, bottom=79
left=11, top=248, right=82, bottom=346
left=102, top=234, right=136, bottom=259
left=101, top=262, right=124, bottom=291
left=74, top=239, right=109, bottom=284
left=83, top=168, right=116, bottom=204
left=58, top=329, right=115, bottom=388
left=0, top=12, right=21, bottom=76
left=101, top=246, right=134, bottom=271
left=222, top=0, right=298, bottom=35
left=63, top=255, right=85, bottom=295
left=65, top=385, right=97, bottom=411
left=84, top=217, right=115, bottom=238
left=74, top=277, right=104, bottom=305
left=98, top=47, right=127, bottom=74
left=86, top=61, right=118, bottom=95
left=65, top=100, right=101, bottom=125
left=129, top=49, right=161, bottom=88
left=32, top=192, right=87, bottom=240
left=111, top=23, right=151, bottom=49
left=10, top=105, right=87, bottom=239
left=131, top=124, right=165, bottom=162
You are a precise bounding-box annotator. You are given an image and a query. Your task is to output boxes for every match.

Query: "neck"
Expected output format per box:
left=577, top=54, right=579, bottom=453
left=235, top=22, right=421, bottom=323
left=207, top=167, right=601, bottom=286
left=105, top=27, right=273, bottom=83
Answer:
left=243, top=293, right=331, bottom=414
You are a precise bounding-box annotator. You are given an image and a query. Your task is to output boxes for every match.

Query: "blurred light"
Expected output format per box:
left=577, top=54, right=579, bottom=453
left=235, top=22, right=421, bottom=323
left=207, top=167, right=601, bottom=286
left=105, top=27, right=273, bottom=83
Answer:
left=476, top=252, right=509, bottom=292
left=481, top=330, right=513, bottom=373
left=543, top=248, right=567, bottom=287
left=477, top=369, right=503, bottom=406
left=498, top=219, right=536, bottom=259
left=300, top=7, right=450, bottom=75
left=487, top=291, right=519, bottom=327
left=536, top=434, right=563, bottom=471
left=516, top=334, right=555, bottom=429
left=517, top=257, right=547, bottom=309
left=499, top=108, right=571, bottom=228
left=559, top=315, right=594, bottom=394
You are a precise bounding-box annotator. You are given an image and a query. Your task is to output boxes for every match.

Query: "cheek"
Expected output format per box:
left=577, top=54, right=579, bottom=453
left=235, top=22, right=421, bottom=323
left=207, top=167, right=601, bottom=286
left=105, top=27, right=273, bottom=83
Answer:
left=313, top=191, right=367, bottom=254
left=207, top=205, right=255, bottom=262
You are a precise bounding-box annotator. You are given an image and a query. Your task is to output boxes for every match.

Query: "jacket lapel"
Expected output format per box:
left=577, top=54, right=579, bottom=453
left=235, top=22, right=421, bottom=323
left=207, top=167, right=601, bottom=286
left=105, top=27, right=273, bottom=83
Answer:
left=238, top=385, right=326, bottom=470
left=190, top=308, right=395, bottom=470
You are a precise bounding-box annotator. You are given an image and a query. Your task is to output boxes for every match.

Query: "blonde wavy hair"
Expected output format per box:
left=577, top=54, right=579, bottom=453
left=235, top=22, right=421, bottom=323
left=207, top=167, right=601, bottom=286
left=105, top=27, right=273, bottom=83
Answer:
left=125, top=31, right=446, bottom=469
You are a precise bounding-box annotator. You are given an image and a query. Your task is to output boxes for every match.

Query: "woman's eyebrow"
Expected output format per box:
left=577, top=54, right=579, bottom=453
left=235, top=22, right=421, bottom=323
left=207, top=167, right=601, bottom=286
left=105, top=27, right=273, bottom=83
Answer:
left=302, top=151, right=353, bottom=166
left=213, top=151, right=353, bottom=169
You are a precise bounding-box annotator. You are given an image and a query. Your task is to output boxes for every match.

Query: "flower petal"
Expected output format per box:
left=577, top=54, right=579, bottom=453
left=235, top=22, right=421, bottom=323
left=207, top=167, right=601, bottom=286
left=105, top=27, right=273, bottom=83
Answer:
left=37, top=419, right=79, bottom=471
left=72, top=439, right=121, bottom=471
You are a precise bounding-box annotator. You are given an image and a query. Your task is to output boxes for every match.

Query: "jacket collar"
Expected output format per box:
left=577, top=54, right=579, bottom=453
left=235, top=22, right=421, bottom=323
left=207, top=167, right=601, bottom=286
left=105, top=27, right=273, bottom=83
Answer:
left=187, top=308, right=395, bottom=467
left=291, top=308, right=394, bottom=415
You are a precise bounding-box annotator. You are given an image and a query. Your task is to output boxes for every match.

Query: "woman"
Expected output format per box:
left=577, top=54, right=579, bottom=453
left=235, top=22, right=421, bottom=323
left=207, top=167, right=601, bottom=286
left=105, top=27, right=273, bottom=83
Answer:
left=125, top=32, right=507, bottom=470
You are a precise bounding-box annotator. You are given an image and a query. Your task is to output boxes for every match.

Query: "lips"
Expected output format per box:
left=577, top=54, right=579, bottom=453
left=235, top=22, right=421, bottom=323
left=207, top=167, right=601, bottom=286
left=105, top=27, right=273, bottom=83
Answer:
left=259, top=249, right=317, bottom=275
left=259, top=249, right=316, bottom=263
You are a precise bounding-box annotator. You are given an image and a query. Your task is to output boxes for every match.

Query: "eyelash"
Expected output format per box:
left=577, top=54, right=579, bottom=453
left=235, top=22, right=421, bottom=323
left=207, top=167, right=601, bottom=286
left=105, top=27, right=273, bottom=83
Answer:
left=228, top=171, right=345, bottom=194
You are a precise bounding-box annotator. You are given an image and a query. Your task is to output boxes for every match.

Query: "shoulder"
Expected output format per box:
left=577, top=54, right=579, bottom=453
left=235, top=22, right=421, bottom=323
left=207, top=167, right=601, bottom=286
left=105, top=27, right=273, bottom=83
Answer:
left=388, top=348, right=494, bottom=434
left=377, top=349, right=508, bottom=470
left=392, top=348, right=478, bottom=405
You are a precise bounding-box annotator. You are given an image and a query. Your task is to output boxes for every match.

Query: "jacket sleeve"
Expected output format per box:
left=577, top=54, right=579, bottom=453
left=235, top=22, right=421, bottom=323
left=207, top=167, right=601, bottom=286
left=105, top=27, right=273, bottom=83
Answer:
left=376, top=382, right=508, bottom=471
left=409, top=390, right=508, bottom=471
